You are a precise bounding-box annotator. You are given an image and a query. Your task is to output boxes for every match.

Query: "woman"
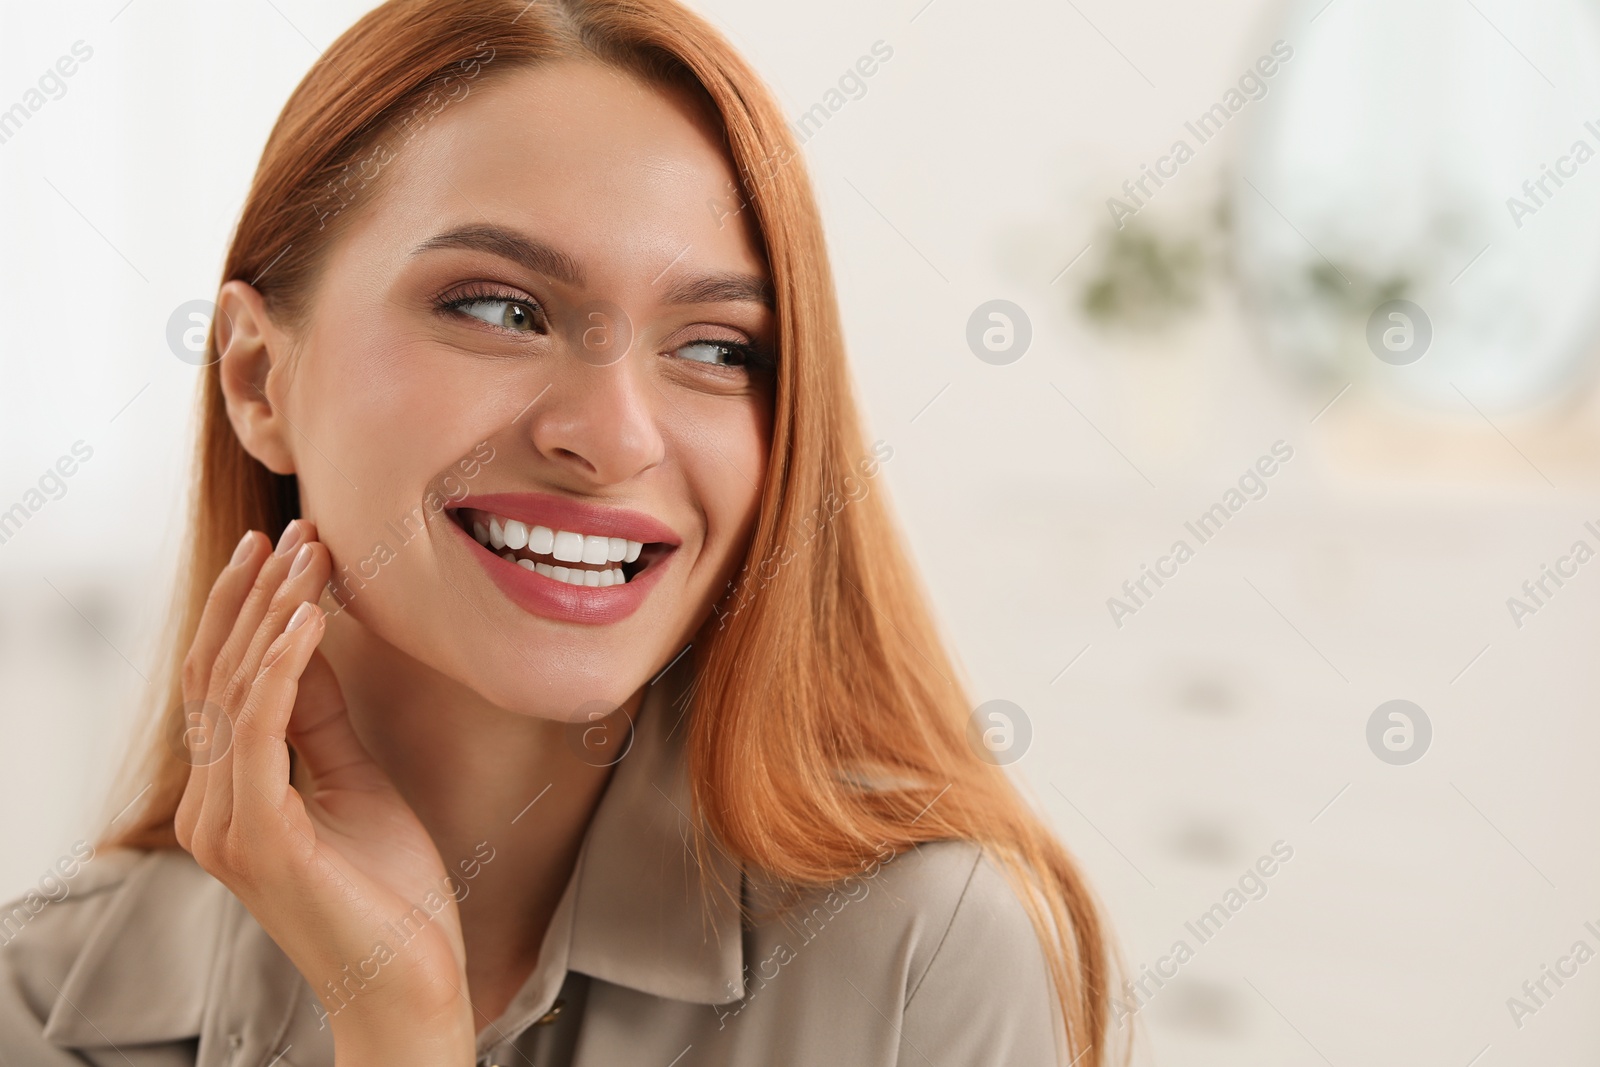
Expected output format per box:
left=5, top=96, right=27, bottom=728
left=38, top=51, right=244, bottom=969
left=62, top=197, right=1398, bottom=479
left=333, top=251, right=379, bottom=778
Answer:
left=0, top=1, right=1120, bottom=1063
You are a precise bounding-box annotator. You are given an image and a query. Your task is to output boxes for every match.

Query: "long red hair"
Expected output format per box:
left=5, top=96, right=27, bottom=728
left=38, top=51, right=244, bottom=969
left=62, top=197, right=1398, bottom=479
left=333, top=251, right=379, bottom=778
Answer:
left=103, top=2, right=1123, bottom=1062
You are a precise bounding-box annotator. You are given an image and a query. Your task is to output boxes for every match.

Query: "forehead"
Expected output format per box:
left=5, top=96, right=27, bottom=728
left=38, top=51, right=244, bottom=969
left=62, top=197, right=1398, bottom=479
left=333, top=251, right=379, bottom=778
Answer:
left=343, top=58, right=766, bottom=281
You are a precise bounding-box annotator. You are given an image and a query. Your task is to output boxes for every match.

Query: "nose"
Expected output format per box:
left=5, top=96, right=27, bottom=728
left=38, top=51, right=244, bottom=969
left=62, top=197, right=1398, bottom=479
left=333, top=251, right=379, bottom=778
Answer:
left=524, top=346, right=666, bottom=487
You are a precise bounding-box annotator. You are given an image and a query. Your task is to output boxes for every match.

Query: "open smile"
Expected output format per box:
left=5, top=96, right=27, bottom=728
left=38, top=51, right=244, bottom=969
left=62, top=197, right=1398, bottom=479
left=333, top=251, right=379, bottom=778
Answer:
left=446, top=492, right=680, bottom=625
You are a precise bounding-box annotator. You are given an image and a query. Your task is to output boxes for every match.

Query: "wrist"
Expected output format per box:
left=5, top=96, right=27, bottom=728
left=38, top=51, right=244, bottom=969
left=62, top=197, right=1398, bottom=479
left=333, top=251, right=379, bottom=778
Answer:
left=328, top=993, right=477, bottom=1067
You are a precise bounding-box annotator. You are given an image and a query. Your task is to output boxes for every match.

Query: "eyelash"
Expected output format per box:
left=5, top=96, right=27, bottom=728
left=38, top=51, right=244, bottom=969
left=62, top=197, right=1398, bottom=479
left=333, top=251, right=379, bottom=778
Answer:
left=679, top=338, right=774, bottom=372
left=436, top=284, right=775, bottom=372
left=437, top=283, right=548, bottom=334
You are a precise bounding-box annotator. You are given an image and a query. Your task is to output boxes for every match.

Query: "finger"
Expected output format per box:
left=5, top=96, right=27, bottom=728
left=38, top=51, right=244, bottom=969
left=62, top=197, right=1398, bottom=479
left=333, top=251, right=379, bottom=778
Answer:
left=232, top=600, right=328, bottom=847
left=202, top=519, right=322, bottom=733
left=183, top=529, right=271, bottom=706
left=176, top=528, right=269, bottom=853
left=201, top=520, right=323, bottom=843
left=284, top=649, right=387, bottom=793
left=223, top=538, right=334, bottom=828
left=234, top=534, right=334, bottom=701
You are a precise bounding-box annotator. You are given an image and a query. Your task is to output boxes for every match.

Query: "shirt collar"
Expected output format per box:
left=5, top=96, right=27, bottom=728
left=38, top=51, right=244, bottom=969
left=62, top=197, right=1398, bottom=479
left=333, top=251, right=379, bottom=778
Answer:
left=43, top=648, right=746, bottom=1058
left=565, top=648, right=746, bottom=1005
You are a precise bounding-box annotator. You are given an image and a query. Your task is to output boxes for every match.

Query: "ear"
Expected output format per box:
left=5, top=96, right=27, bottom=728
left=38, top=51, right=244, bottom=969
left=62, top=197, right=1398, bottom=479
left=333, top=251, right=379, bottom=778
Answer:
left=215, top=279, right=297, bottom=476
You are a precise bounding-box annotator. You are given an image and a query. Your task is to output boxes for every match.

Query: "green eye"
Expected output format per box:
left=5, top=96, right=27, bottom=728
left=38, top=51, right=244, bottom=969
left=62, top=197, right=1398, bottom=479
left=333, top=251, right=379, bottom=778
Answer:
left=457, top=298, right=539, bottom=332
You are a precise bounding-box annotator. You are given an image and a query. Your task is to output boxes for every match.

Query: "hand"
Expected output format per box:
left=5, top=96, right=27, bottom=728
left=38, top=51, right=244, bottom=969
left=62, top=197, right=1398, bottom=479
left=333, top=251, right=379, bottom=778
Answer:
left=174, top=519, right=477, bottom=1066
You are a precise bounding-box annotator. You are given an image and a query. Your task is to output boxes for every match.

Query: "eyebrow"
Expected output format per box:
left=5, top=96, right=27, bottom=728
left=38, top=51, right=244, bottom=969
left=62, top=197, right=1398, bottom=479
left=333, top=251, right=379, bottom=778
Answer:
left=659, top=271, right=775, bottom=310
left=412, top=224, right=584, bottom=287
left=411, top=223, right=775, bottom=310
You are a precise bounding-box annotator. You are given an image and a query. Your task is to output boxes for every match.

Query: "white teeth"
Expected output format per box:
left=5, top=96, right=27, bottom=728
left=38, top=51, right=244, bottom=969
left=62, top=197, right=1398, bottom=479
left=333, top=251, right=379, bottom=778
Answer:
left=508, top=552, right=624, bottom=588
left=552, top=530, right=584, bottom=562
left=468, top=511, right=650, bottom=588
left=532, top=562, right=625, bottom=587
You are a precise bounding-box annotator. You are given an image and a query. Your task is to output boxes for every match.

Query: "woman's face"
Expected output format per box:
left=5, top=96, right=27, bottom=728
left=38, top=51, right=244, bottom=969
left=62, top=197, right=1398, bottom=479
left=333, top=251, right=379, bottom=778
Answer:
left=229, top=59, right=774, bottom=720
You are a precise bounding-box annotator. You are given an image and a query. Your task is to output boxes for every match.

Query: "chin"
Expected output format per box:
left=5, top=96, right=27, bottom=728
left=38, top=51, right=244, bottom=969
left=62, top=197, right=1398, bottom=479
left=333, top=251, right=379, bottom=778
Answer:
left=470, top=652, right=661, bottom=722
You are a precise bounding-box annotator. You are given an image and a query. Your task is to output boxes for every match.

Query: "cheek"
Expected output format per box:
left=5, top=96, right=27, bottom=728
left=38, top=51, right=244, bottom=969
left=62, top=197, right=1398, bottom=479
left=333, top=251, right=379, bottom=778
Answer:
left=672, top=391, right=771, bottom=559
left=680, top=395, right=770, bottom=565
left=287, top=329, right=509, bottom=568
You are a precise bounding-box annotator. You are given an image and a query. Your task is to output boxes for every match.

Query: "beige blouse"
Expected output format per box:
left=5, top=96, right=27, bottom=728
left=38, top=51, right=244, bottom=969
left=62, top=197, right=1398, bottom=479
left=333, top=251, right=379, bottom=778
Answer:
left=0, top=654, right=1065, bottom=1066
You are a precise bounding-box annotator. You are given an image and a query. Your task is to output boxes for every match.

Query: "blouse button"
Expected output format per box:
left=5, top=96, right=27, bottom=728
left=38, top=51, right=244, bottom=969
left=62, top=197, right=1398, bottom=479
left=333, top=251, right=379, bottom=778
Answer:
left=535, top=997, right=566, bottom=1025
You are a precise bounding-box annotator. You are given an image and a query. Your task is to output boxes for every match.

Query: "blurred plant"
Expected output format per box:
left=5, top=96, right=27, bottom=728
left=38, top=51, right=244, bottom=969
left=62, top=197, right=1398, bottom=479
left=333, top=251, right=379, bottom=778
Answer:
left=1268, top=263, right=1414, bottom=381
left=1075, top=185, right=1422, bottom=369
left=1081, top=224, right=1206, bottom=331
left=1078, top=198, right=1227, bottom=334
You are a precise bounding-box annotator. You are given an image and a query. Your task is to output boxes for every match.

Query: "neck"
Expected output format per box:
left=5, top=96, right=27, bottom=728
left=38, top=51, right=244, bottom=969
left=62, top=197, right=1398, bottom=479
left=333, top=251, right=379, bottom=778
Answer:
left=316, top=610, right=642, bottom=1026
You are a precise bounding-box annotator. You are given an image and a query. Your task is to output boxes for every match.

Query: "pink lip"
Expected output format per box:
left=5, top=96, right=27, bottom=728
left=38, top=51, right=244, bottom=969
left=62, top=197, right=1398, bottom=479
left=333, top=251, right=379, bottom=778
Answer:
left=445, top=494, right=678, bottom=626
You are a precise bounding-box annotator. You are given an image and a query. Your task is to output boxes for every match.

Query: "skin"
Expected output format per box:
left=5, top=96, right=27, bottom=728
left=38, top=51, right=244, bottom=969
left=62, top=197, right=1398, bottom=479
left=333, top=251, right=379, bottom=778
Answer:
left=174, top=58, right=775, bottom=1065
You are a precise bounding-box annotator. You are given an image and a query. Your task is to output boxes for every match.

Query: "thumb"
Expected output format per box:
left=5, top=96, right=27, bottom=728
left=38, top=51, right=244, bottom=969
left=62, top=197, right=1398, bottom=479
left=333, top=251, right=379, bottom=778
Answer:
left=286, top=649, right=386, bottom=793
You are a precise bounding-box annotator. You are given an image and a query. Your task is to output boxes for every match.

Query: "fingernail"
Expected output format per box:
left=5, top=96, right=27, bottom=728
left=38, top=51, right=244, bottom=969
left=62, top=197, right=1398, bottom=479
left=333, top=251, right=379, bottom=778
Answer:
left=285, top=601, right=316, bottom=632
left=288, top=542, right=314, bottom=579
left=229, top=531, right=255, bottom=567
left=275, top=520, right=304, bottom=557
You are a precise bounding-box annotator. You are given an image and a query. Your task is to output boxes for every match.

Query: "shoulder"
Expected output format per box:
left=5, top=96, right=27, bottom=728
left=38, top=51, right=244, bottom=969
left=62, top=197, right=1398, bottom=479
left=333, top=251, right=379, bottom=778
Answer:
left=841, top=838, right=1045, bottom=986
left=872, top=840, right=1057, bottom=999
left=0, top=845, right=230, bottom=1060
left=879, top=841, right=1066, bottom=1063
left=737, top=839, right=1066, bottom=1063
left=793, top=839, right=1050, bottom=982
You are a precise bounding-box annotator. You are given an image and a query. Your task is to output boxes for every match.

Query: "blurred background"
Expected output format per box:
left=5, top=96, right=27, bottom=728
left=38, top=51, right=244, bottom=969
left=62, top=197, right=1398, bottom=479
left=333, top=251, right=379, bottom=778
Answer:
left=3, top=0, right=1599, bottom=1063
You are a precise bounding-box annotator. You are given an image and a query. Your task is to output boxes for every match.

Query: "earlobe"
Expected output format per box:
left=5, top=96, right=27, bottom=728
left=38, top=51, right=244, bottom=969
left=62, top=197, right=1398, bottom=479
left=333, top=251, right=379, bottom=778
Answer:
left=215, top=279, right=297, bottom=475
